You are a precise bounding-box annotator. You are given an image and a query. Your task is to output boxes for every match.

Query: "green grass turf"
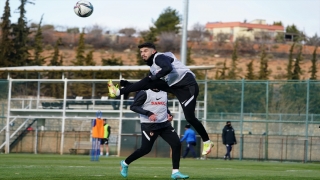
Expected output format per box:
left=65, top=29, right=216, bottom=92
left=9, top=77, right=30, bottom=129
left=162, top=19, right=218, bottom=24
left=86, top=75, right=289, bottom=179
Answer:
left=0, top=154, right=320, bottom=180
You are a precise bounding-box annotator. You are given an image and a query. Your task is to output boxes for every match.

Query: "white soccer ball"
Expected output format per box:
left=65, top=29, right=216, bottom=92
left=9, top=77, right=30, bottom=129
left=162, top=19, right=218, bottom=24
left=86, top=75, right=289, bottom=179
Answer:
left=74, top=0, right=94, bottom=18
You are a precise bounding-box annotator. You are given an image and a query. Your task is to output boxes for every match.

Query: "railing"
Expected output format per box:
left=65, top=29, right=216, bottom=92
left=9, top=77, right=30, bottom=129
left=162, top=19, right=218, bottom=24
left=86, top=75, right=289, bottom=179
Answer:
left=9, top=97, right=205, bottom=113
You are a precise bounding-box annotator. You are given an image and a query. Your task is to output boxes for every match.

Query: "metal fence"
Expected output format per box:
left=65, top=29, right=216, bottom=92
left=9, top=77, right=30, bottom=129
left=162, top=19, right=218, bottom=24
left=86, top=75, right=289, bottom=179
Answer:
left=1, top=79, right=320, bottom=162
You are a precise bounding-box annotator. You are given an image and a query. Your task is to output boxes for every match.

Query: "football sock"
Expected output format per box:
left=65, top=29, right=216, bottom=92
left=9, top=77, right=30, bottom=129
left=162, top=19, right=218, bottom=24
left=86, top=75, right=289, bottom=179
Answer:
left=172, top=169, right=179, bottom=174
left=123, top=161, right=128, bottom=166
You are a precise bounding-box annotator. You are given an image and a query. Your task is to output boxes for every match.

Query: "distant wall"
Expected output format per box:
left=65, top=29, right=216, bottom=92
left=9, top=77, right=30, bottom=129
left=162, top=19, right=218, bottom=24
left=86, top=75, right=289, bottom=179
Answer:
left=9, top=131, right=320, bottom=162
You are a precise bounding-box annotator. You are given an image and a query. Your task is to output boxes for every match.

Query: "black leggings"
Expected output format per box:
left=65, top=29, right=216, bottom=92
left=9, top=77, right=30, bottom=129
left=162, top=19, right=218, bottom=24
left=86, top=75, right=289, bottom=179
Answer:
left=125, top=125, right=181, bottom=169
left=119, top=77, right=210, bottom=142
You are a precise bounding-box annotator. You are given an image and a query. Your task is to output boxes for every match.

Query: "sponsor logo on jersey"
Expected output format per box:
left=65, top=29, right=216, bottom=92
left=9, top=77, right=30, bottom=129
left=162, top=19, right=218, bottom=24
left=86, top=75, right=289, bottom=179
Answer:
left=151, top=101, right=166, bottom=105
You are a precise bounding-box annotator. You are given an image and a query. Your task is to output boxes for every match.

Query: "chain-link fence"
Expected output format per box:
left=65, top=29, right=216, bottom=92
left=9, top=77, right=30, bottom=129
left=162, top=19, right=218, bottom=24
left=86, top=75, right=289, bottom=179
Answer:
left=1, top=79, right=320, bottom=162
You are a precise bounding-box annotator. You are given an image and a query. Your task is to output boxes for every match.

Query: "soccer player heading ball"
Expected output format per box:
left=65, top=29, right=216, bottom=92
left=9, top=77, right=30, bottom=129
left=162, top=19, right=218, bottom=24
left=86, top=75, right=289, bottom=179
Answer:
left=108, top=42, right=214, bottom=156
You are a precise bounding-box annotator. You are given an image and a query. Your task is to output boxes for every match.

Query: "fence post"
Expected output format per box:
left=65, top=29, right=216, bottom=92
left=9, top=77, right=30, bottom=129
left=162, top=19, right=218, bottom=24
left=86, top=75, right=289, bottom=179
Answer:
left=265, top=81, right=269, bottom=160
left=239, top=79, right=245, bottom=160
left=304, top=79, right=310, bottom=163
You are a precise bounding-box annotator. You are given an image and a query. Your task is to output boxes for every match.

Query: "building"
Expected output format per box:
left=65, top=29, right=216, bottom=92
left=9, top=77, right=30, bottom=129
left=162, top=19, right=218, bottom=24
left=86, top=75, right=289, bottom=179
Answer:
left=205, top=19, right=284, bottom=42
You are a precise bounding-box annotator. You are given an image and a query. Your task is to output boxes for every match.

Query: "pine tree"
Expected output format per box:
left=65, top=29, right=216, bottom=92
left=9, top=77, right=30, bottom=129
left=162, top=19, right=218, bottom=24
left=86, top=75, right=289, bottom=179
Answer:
left=85, top=50, right=95, bottom=66
left=292, top=46, right=303, bottom=80
left=33, top=15, right=45, bottom=66
left=11, top=0, right=34, bottom=67
left=0, top=0, right=12, bottom=69
left=186, top=47, right=194, bottom=65
left=258, top=45, right=269, bottom=80
left=49, top=38, right=62, bottom=66
left=186, top=47, right=204, bottom=80
left=228, top=41, right=238, bottom=79
left=73, top=30, right=86, bottom=66
left=287, top=43, right=295, bottom=80
left=309, top=46, right=318, bottom=80
left=216, top=59, right=228, bottom=80
left=46, top=38, right=63, bottom=98
left=71, top=30, right=90, bottom=96
left=245, top=60, right=255, bottom=80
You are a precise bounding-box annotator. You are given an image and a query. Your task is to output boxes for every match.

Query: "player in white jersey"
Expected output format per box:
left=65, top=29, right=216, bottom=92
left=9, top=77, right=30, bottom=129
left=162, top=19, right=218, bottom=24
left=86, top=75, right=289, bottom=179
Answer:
left=108, top=42, right=213, bottom=156
left=119, top=89, right=189, bottom=180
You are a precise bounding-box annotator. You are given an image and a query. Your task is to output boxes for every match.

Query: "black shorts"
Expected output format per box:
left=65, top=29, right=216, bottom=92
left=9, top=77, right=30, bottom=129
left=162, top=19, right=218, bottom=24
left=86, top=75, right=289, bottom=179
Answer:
left=100, top=138, right=109, bottom=145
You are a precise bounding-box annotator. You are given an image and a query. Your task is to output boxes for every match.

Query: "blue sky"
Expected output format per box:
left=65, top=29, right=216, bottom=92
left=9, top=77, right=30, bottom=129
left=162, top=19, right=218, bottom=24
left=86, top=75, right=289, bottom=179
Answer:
left=1, top=0, right=319, bottom=36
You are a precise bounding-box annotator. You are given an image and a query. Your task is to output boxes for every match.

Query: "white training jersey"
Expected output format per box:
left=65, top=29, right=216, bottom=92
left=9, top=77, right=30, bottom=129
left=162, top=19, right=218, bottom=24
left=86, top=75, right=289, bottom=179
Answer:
left=150, top=52, right=195, bottom=86
left=139, top=89, right=168, bottom=123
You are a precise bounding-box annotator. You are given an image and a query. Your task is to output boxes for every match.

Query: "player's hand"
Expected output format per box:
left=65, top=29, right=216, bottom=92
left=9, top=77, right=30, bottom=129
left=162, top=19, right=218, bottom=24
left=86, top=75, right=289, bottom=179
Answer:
left=167, top=114, right=173, bottom=121
left=149, top=114, right=157, bottom=122
left=149, top=75, right=157, bottom=81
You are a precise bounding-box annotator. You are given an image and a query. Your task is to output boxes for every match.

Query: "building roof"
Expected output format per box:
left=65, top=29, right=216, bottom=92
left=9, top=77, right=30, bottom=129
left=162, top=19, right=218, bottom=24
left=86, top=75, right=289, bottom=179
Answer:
left=0, top=65, right=215, bottom=72
left=206, top=22, right=284, bottom=31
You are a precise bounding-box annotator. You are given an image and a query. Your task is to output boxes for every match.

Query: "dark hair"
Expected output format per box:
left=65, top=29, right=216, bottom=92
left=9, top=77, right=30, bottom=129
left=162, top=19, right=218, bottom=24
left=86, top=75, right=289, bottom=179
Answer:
left=185, top=124, right=191, bottom=128
left=138, top=42, right=156, bottom=49
left=226, top=121, right=231, bottom=124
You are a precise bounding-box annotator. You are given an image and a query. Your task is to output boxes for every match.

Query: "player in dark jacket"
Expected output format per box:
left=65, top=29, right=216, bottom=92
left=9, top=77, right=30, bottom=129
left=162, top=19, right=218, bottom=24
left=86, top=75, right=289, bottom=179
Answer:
left=222, top=121, right=237, bottom=160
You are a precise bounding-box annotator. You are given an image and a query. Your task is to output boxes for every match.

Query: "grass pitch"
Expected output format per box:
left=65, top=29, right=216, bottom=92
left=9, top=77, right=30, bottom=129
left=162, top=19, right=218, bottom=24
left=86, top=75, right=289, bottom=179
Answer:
left=0, top=154, right=320, bottom=180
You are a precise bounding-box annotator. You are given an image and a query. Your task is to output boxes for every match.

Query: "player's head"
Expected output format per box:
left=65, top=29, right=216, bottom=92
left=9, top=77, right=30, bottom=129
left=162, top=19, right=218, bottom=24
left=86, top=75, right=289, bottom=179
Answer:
left=103, top=119, right=107, bottom=124
left=226, top=121, right=231, bottom=126
left=138, top=42, right=157, bottom=61
left=185, top=124, right=191, bottom=129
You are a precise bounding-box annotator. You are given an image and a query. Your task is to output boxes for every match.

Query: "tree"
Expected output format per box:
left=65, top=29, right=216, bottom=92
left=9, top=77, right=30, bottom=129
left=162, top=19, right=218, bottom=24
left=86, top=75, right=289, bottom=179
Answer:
left=119, top=28, right=136, bottom=37
left=186, top=47, right=204, bottom=80
left=274, top=32, right=285, bottom=43
left=254, top=31, right=272, bottom=44
left=306, top=33, right=320, bottom=46
left=258, top=45, right=269, bottom=80
left=216, top=60, right=228, bottom=80
left=273, top=21, right=283, bottom=26
left=0, top=0, right=12, bottom=69
left=73, top=30, right=86, bottom=66
left=46, top=38, right=63, bottom=98
left=286, top=24, right=305, bottom=42
left=49, top=38, right=63, bottom=66
left=157, top=32, right=180, bottom=52
left=85, top=50, right=95, bottom=66
left=309, top=46, right=318, bottom=80
left=154, top=7, right=181, bottom=34
left=228, top=41, right=238, bottom=79
left=11, top=0, right=34, bottom=67
left=236, top=36, right=254, bottom=54
left=32, top=15, right=45, bottom=66
left=245, top=60, right=255, bottom=80
left=292, top=45, right=303, bottom=80
left=287, top=43, right=295, bottom=80
left=189, top=22, right=210, bottom=44
left=71, top=30, right=96, bottom=96
left=85, top=24, right=111, bottom=49
left=215, top=32, right=230, bottom=47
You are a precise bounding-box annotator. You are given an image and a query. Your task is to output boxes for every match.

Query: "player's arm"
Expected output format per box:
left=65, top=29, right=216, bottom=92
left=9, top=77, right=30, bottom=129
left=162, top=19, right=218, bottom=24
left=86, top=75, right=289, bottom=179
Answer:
left=222, top=129, right=226, bottom=144
left=107, top=126, right=111, bottom=139
left=166, top=101, right=173, bottom=121
left=233, top=128, right=237, bottom=144
left=130, top=91, right=153, bottom=117
left=149, top=55, right=173, bottom=80
left=180, top=130, right=189, bottom=142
